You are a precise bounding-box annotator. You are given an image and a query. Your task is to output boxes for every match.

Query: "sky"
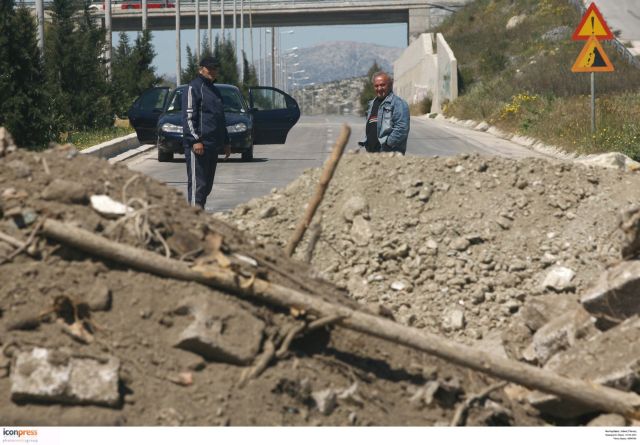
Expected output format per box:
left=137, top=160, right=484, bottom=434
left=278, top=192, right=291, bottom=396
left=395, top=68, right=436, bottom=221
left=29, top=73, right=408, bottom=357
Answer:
left=114, top=22, right=407, bottom=79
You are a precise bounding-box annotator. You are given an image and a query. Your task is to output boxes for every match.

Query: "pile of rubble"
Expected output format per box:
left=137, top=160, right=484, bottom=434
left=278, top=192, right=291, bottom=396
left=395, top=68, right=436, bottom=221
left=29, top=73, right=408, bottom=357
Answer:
left=1, top=127, right=640, bottom=426
left=219, top=149, right=640, bottom=423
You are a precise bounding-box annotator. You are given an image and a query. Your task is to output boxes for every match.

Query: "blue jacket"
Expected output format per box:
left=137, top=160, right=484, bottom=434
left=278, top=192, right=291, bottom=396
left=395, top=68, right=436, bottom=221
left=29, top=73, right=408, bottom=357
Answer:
left=359, top=92, right=410, bottom=154
left=182, top=74, right=230, bottom=150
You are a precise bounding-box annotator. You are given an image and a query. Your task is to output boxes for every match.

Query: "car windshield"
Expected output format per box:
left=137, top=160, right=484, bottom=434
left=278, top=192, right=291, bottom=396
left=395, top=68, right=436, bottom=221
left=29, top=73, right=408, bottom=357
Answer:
left=165, top=87, right=246, bottom=113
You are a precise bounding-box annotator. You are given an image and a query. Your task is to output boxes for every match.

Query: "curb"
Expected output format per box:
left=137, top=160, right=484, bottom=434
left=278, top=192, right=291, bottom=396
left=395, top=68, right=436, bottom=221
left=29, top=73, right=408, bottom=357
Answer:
left=82, top=133, right=140, bottom=159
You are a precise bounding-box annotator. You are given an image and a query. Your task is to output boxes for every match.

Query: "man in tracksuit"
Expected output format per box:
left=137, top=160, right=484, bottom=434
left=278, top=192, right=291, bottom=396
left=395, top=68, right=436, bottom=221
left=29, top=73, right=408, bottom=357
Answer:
left=182, top=56, right=231, bottom=210
left=359, top=71, right=410, bottom=155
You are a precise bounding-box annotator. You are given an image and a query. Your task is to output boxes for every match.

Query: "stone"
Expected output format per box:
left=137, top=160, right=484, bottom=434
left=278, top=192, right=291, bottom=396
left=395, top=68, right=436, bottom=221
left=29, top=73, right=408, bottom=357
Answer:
left=587, top=414, right=628, bottom=427
left=443, top=309, right=465, bottom=331
left=528, top=317, right=640, bottom=418
left=166, top=231, right=202, bottom=256
left=541, top=266, right=575, bottom=292
left=341, top=195, right=369, bottom=222
left=11, top=348, right=120, bottom=407
left=312, top=388, right=337, bottom=415
left=418, top=186, right=434, bottom=202
left=259, top=205, right=278, bottom=219
left=0, top=127, right=17, bottom=157
left=450, top=237, right=470, bottom=252
left=541, top=26, right=571, bottom=42
left=577, top=152, right=640, bottom=172
left=7, top=160, right=31, bottom=179
left=581, top=260, right=640, bottom=328
left=521, top=308, right=595, bottom=365
left=85, top=281, right=112, bottom=311
left=42, top=179, right=88, bottom=204
left=350, top=215, right=372, bottom=247
left=506, top=14, right=527, bottom=30
left=175, top=295, right=265, bottom=365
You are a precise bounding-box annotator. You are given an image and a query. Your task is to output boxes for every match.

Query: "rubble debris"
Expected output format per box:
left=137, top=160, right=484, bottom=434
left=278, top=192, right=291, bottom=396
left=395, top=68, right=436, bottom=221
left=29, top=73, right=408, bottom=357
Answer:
left=581, top=261, right=640, bottom=328
left=10, top=348, right=120, bottom=407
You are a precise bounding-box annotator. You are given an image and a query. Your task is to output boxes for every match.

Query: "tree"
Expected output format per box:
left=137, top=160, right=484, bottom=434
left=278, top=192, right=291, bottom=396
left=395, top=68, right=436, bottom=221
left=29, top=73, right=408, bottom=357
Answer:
left=214, top=36, right=239, bottom=87
left=359, top=61, right=382, bottom=116
left=181, top=45, right=199, bottom=84
left=0, top=0, right=51, bottom=147
left=45, top=0, right=111, bottom=132
left=111, top=30, right=160, bottom=115
left=241, top=52, right=259, bottom=97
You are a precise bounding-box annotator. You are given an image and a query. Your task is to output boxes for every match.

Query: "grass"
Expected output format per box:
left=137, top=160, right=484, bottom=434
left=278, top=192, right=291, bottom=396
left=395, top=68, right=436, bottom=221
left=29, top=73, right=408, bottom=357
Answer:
left=59, top=126, right=135, bottom=150
left=437, top=0, right=640, bottom=159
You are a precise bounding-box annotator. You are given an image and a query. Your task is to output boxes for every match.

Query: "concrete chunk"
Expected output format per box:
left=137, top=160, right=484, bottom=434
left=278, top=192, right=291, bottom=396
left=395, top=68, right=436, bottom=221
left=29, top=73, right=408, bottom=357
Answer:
left=175, top=296, right=265, bottom=365
left=11, top=348, right=120, bottom=407
left=581, top=261, right=640, bottom=328
left=528, top=317, right=640, bottom=418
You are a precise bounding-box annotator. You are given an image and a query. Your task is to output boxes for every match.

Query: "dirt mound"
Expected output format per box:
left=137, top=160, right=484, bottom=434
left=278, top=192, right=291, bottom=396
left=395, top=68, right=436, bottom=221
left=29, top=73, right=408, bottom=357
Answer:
left=1, top=144, right=545, bottom=426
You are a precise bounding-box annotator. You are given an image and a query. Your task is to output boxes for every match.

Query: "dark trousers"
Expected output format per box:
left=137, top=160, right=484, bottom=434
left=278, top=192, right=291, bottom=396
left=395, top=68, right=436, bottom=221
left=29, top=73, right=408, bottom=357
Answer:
left=184, top=145, right=218, bottom=209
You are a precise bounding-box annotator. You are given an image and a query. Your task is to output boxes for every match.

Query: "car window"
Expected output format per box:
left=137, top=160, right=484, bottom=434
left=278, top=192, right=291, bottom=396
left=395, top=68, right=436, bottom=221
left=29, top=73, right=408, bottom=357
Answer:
left=139, top=88, right=167, bottom=110
left=166, top=89, right=183, bottom=112
left=219, top=89, right=245, bottom=113
left=251, top=89, right=287, bottom=111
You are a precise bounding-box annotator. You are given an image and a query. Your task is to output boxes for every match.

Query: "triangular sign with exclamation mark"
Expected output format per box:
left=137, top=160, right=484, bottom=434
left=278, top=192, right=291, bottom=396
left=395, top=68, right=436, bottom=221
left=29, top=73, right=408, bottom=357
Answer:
left=572, top=3, right=614, bottom=40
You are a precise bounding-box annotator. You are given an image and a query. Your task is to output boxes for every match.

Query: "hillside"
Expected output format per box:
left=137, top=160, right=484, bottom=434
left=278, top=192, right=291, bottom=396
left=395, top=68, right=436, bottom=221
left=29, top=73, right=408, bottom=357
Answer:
left=436, top=0, right=640, bottom=159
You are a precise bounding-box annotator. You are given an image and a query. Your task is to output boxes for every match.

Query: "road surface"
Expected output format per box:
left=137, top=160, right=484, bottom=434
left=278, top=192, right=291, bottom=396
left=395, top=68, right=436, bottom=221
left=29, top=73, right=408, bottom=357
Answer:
left=125, top=114, right=543, bottom=213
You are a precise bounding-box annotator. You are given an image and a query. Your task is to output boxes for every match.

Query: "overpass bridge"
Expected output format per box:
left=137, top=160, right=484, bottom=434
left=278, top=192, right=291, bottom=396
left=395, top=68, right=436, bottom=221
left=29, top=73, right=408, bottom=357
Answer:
left=28, top=0, right=471, bottom=44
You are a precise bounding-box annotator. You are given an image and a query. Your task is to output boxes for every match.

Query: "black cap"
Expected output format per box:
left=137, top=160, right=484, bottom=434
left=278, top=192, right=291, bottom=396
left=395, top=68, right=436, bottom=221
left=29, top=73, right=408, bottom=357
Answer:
left=199, top=56, right=220, bottom=69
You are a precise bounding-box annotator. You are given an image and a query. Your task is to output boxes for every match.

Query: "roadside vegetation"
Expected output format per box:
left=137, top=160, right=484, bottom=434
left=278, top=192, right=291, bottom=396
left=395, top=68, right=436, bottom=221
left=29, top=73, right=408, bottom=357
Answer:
left=436, top=0, right=640, bottom=159
left=0, top=0, right=258, bottom=150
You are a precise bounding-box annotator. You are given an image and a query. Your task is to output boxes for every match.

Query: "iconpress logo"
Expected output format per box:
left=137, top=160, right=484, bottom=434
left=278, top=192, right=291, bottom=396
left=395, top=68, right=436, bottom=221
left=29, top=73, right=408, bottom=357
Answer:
left=2, top=428, right=38, bottom=443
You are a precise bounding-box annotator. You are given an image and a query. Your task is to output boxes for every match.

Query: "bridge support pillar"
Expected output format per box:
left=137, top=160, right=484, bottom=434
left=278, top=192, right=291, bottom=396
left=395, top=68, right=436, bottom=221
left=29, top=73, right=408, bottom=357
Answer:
left=408, top=7, right=456, bottom=44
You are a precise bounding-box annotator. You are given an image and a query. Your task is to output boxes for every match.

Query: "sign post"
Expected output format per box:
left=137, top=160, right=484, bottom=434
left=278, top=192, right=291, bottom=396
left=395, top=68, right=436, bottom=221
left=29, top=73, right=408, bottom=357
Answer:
left=571, top=2, right=614, bottom=134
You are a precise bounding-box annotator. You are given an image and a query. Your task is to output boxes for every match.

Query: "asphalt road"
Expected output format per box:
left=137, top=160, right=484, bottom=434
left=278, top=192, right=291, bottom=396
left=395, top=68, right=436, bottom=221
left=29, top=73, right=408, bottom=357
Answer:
left=125, top=114, right=543, bottom=213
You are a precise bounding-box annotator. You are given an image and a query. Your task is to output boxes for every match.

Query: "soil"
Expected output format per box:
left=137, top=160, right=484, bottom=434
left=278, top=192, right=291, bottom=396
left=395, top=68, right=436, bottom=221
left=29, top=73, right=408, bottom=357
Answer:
left=1, top=141, right=638, bottom=426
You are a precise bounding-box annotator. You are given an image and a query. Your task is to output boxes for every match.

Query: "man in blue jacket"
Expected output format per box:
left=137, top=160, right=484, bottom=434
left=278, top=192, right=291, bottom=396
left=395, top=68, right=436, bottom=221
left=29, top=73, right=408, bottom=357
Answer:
left=359, top=71, right=410, bottom=155
left=182, top=56, right=231, bottom=210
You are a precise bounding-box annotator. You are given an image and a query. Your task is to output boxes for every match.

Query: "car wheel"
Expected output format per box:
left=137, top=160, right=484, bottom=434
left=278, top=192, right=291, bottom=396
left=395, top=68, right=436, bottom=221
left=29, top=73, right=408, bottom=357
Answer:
left=241, top=144, right=254, bottom=162
left=157, top=137, right=174, bottom=162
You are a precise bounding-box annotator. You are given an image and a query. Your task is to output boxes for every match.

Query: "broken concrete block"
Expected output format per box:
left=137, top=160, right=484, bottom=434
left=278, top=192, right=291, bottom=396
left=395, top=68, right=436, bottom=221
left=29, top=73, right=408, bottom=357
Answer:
left=42, top=179, right=88, bottom=204
left=521, top=307, right=596, bottom=365
left=175, top=295, right=265, bottom=365
left=541, top=266, right=575, bottom=292
left=11, top=348, right=120, bottom=407
left=528, top=317, right=640, bottom=418
left=581, top=261, right=640, bottom=328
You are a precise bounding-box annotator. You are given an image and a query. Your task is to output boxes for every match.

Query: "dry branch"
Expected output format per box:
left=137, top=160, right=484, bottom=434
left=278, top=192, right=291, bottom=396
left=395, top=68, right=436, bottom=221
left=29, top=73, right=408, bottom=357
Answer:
left=41, top=218, right=640, bottom=419
left=285, top=124, right=350, bottom=257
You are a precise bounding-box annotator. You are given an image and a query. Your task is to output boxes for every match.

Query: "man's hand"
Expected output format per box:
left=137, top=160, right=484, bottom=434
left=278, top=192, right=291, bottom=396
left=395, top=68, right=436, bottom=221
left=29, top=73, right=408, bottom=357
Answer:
left=192, top=142, right=204, bottom=156
left=223, top=144, right=231, bottom=160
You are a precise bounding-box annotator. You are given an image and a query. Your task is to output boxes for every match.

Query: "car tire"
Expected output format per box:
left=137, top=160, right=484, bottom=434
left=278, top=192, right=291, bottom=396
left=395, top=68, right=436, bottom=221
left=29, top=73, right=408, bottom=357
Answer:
left=241, top=144, right=254, bottom=162
left=158, top=149, right=173, bottom=162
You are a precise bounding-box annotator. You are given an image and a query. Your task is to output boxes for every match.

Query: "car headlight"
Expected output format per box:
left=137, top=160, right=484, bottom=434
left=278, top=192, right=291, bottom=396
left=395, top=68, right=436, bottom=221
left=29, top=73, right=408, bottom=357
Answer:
left=226, top=123, right=247, bottom=133
left=161, top=123, right=182, bottom=133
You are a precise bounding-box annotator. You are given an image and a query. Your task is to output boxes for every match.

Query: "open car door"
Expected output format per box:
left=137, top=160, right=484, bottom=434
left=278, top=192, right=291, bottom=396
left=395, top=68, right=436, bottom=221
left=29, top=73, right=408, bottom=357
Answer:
left=127, top=87, right=170, bottom=143
left=248, top=87, right=300, bottom=145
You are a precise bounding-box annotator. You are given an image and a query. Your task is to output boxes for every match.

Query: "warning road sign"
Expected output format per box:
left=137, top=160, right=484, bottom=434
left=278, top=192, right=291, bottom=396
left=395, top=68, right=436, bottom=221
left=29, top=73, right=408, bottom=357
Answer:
left=572, top=2, right=614, bottom=40
left=571, top=36, right=614, bottom=72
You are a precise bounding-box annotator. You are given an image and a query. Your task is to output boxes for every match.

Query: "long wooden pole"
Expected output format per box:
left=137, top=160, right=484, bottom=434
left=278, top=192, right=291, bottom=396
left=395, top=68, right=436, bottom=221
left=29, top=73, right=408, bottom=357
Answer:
left=285, top=124, right=350, bottom=257
left=40, top=218, right=640, bottom=419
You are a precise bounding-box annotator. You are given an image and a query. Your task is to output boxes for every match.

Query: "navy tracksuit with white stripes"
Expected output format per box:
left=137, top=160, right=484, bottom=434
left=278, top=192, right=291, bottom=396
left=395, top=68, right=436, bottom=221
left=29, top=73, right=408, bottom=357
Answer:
left=182, top=74, right=229, bottom=209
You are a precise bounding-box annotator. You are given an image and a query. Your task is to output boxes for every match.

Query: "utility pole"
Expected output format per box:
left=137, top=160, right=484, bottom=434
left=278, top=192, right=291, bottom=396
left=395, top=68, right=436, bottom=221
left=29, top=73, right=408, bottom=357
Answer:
left=142, top=0, right=148, bottom=30
left=195, top=0, right=200, bottom=57
left=240, top=0, right=244, bottom=80
left=176, top=0, right=181, bottom=86
left=249, top=0, right=253, bottom=68
left=233, top=0, right=237, bottom=53
left=271, top=27, right=275, bottom=88
left=221, top=0, right=225, bottom=42
left=105, top=0, right=112, bottom=80
left=35, top=0, right=44, bottom=58
left=207, top=0, right=212, bottom=50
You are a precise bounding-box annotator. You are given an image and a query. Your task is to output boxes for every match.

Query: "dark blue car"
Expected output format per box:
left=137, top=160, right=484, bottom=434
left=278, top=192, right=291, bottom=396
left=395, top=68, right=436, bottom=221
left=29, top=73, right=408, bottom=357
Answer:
left=128, top=84, right=300, bottom=162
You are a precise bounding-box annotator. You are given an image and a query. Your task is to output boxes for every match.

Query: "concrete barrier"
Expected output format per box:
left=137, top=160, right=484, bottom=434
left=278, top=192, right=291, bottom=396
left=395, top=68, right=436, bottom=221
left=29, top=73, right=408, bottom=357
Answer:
left=82, top=133, right=140, bottom=159
left=393, top=32, right=458, bottom=113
